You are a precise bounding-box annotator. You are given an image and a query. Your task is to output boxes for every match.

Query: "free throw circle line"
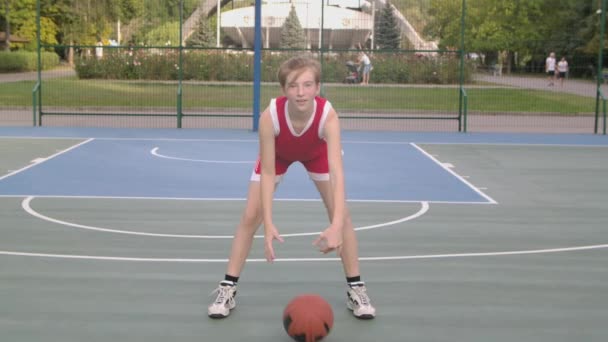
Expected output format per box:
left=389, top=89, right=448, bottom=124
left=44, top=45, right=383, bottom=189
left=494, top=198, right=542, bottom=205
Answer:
left=150, top=147, right=253, bottom=164
left=21, top=197, right=429, bottom=239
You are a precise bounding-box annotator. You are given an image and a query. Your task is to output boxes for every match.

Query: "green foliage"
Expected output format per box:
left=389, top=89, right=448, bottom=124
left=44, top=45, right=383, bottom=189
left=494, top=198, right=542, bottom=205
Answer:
left=390, top=0, right=431, bottom=39
left=144, top=0, right=198, bottom=22
left=1, top=0, right=59, bottom=50
left=375, top=1, right=401, bottom=50
left=186, top=13, right=215, bottom=48
left=279, top=5, right=306, bottom=49
left=134, top=0, right=198, bottom=44
left=55, top=0, right=142, bottom=46
left=114, top=0, right=144, bottom=22
left=423, top=0, right=602, bottom=73
left=144, top=21, right=180, bottom=46
left=0, top=51, right=59, bottom=72
left=73, top=49, right=471, bottom=85
left=369, top=52, right=472, bottom=84
left=424, top=0, right=460, bottom=46
left=75, top=48, right=180, bottom=80
left=546, top=0, right=596, bottom=54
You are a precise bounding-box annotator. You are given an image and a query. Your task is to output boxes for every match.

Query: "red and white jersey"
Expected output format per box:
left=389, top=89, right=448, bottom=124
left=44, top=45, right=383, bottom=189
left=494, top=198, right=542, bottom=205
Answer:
left=271, top=96, right=331, bottom=163
left=252, top=96, right=333, bottom=180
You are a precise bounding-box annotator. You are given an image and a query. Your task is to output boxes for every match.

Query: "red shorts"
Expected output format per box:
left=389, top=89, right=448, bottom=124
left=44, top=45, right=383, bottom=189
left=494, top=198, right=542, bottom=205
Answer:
left=251, top=152, right=329, bottom=182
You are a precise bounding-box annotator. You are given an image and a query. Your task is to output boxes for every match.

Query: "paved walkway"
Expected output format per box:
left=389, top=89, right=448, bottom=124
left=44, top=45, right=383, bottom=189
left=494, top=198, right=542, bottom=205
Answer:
left=0, top=66, right=76, bottom=83
left=474, top=73, right=608, bottom=98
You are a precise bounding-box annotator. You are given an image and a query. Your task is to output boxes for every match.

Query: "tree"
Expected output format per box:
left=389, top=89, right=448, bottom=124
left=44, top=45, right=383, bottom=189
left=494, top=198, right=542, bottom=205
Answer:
left=424, top=0, right=464, bottom=48
left=375, top=0, right=400, bottom=50
left=423, top=0, right=605, bottom=74
left=546, top=0, right=601, bottom=54
left=1, top=0, right=60, bottom=51
left=185, top=12, right=214, bottom=47
left=280, top=5, right=305, bottom=49
left=426, top=0, right=545, bottom=72
left=145, top=21, right=179, bottom=46
left=2, top=0, right=10, bottom=50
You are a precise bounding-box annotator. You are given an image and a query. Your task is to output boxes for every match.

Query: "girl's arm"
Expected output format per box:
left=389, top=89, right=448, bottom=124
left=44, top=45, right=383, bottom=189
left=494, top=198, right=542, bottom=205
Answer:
left=259, top=108, right=275, bottom=227
left=259, top=107, right=283, bottom=261
left=324, top=108, right=346, bottom=231
left=313, top=107, right=346, bottom=254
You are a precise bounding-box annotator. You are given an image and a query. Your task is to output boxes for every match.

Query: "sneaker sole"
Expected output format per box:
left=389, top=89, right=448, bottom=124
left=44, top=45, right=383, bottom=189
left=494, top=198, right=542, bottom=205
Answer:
left=208, top=305, right=235, bottom=319
left=208, top=313, right=229, bottom=319
left=208, top=302, right=235, bottom=319
left=346, top=301, right=375, bottom=319
left=354, top=313, right=375, bottom=320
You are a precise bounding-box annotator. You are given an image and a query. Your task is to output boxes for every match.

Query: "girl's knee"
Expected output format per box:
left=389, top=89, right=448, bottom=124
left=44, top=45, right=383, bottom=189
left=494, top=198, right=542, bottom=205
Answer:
left=241, top=206, right=262, bottom=228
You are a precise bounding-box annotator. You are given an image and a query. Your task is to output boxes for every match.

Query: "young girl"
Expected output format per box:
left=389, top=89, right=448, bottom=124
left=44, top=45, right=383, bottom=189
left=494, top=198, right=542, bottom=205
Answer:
left=358, top=51, right=372, bottom=85
left=557, top=57, right=568, bottom=87
left=208, top=55, right=376, bottom=320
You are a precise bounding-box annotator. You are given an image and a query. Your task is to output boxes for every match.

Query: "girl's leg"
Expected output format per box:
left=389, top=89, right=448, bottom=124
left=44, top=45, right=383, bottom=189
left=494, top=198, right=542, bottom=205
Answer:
left=209, top=180, right=276, bottom=318
left=313, top=180, right=360, bottom=277
left=313, top=179, right=376, bottom=319
left=225, top=181, right=263, bottom=276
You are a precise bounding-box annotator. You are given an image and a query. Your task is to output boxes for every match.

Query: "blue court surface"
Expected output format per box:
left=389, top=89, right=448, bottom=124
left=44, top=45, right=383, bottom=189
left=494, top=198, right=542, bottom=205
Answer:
left=1, top=126, right=607, bottom=202
left=0, top=137, right=492, bottom=203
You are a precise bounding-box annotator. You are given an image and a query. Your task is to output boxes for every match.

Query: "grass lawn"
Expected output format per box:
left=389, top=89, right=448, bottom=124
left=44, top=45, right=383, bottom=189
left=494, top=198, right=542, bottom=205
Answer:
left=0, top=78, right=595, bottom=114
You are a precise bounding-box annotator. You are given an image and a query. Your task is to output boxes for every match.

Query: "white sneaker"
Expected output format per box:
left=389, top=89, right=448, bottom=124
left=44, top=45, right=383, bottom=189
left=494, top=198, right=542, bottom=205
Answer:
left=208, top=282, right=237, bottom=318
left=346, top=284, right=376, bottom=319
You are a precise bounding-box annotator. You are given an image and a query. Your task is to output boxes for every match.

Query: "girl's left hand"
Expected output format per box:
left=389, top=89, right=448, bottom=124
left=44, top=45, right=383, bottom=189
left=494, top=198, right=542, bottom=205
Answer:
left=313, top=226, right=342, bottom=254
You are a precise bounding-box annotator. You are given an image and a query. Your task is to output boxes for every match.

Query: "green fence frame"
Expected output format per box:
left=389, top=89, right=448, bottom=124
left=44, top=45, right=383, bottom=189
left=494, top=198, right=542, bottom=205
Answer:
left=32, top=0, right=469, bottom=131
left=598, top=89, right=607, bottom=135
left=596, top=0, right=608, bottom=135
left=40, top=0, right=608, bottom=134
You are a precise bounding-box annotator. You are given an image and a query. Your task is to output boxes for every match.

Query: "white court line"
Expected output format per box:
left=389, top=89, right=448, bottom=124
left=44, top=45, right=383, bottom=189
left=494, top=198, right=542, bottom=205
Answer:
left=407, top=142, right=608, bottom=148
left=0, top=138, right=94, bottom=181
left=0, top=194, right=492, bottom=204
left=411, top=143, right=498, bottom=204
left=3, top=135, right=608, bottom=148
left=21, top=197, right=429, bottom=238
left=150, top=147, right=254, bottom=164
left=1, top=243, right=607, bottom=263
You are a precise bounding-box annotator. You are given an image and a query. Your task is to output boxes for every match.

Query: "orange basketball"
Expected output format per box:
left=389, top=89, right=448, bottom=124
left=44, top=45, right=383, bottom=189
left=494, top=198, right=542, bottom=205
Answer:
left=282, top=294, right=334, bottom=342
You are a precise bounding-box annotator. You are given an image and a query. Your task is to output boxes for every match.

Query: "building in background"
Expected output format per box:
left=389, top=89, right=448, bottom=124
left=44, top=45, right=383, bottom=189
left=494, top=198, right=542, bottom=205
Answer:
left=220, top=0, right=373, bottom=49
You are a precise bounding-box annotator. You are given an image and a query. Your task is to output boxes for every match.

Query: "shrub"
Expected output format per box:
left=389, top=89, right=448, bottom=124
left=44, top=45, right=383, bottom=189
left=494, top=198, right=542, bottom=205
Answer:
left=73, top=49, right=473, bottom=84
left=0, top=51, right=60, bottom=72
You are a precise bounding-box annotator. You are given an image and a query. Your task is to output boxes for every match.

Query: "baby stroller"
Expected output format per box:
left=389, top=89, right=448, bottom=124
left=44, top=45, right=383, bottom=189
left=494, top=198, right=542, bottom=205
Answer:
left=343, top=60, right=361, bottom=84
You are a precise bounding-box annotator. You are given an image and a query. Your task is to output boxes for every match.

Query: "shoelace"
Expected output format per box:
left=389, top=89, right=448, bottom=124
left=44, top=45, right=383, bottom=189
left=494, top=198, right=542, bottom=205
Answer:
left=352, top=286, right=370, bottom=306
left=211, top=286, right=233, bottom=305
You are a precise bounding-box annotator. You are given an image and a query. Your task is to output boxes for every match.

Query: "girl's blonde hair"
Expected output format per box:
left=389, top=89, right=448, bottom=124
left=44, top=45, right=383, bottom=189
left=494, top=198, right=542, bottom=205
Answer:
left=277, top=55, right=321, bottom=88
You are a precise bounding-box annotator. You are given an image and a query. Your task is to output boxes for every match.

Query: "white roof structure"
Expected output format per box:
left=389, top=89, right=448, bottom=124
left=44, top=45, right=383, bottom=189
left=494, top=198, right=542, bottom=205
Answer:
left=220, top=0, right=373, bottom=49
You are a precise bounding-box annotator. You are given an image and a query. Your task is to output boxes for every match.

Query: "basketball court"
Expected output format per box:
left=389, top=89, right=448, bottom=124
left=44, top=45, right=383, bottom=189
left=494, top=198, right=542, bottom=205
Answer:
left=1, top=127, right=607, bottom=341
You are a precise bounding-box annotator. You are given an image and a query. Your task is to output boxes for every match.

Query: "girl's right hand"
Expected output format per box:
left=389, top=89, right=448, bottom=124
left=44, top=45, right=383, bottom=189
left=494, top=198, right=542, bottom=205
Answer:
left=264, top=224, right=284, bottom=263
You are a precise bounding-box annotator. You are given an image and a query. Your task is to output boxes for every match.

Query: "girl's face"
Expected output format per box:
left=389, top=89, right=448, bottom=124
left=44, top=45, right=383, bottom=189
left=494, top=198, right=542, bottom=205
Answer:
left=282, top=68, right=320, bottom=114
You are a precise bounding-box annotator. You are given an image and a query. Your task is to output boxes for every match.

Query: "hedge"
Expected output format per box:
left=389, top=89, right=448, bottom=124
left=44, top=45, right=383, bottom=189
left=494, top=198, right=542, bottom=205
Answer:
left=74, top=50, right=473, bottom=84
left=0, top=51, right=60, bottom=73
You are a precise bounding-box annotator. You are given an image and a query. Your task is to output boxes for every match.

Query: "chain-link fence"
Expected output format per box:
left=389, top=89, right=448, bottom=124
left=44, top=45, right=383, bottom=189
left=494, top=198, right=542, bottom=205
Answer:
left=2, top=0, right=606, bottom=133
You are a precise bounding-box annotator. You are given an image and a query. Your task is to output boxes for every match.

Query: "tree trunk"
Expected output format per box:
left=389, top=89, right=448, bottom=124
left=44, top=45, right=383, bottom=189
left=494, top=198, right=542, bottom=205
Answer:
left=4, top=0, right=10, bottom=51
left=68, top=40, right=74, bottom=66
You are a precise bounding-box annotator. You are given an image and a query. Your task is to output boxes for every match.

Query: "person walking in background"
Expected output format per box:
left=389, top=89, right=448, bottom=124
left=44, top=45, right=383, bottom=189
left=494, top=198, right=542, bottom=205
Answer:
left=358, top=51, right=372, bottom=85
left=545, top=52, right=556, bottom=86
left=557, top=56, right=569, bottom=87
left=95, top=39, right=103, bottom=60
